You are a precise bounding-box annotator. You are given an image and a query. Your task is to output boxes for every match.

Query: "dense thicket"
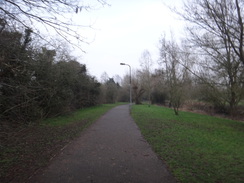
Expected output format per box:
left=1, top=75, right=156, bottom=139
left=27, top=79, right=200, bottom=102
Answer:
left=0, top=29, right=100, bottom=124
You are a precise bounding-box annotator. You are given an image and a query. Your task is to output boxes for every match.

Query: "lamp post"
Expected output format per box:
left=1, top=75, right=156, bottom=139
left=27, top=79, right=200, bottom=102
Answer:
left=120, top=63, right=132, bottom=105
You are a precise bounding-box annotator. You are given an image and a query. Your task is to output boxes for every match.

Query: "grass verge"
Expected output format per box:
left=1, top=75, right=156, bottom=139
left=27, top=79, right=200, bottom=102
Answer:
left=0, top=103, right=123, bottom=183
left=131, top=104, right=244, bottom=183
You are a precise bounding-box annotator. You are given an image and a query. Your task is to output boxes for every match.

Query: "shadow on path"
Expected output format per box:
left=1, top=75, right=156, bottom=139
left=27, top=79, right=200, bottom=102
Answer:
left=30, top=105, right=176, bottom=183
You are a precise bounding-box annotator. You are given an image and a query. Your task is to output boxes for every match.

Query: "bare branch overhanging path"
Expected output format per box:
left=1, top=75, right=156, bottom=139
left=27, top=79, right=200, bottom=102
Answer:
left=30, top=105, right=176, bottom=183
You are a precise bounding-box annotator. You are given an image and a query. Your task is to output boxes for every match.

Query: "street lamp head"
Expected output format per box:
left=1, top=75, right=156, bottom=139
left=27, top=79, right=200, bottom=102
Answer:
left=119, top=62, right=132, bottom=104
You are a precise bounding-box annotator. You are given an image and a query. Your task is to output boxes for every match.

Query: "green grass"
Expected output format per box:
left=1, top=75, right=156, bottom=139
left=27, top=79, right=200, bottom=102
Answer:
left=239, top=100, right=244, bottom=106
left=42, top=103, right=122, bottom=126
left=131, top=105, right=244, bottom=183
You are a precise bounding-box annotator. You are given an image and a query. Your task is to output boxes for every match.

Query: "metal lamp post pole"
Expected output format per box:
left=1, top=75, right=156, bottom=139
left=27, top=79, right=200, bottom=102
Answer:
left=120, top=63, right=132, bottom=105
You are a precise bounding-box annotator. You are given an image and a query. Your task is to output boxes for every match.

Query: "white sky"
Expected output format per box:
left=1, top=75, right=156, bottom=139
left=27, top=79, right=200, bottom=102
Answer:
left=74, top=0, right=185, bottom=81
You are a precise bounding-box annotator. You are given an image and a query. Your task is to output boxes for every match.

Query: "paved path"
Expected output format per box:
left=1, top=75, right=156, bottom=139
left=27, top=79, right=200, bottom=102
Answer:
left=31, top=105, right=176, bottom=183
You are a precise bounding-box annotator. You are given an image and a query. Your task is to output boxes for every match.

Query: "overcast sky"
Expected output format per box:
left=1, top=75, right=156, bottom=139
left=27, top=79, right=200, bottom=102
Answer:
left=75, top=0, right=185, bottom=81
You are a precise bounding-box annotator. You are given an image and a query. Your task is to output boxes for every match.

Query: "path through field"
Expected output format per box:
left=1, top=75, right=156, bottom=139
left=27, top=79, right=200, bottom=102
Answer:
left=30, top=104, right=176, bottom=183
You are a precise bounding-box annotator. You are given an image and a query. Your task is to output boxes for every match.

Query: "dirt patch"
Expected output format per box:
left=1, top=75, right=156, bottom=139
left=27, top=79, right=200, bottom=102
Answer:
left=0, top=120, right=89, bottom=183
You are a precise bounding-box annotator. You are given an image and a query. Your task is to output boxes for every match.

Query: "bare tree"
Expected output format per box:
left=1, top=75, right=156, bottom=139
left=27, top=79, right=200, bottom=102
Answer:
left=178, top=0, right=244, bottom=114
left=100, top=72, right=109, bottom=83
left=130, top=70, right=145, bottom=105
left=150, top=69, right=168, bottom=105
left=0, top=0, right=107, bottom=49
left=159, top=35, right=190, bottom=115
left=180, top=0, right=244, bottom=65
left=139, top=50, right=154, bottom=105
left=113, top=74, right=122, bottom=86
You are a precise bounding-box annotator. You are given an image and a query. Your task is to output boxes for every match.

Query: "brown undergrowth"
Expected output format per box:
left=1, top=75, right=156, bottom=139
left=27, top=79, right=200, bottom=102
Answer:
left=181, top=100, right=244, bottom=122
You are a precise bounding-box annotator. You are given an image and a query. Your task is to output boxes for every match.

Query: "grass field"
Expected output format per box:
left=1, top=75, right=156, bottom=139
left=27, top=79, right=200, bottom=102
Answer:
left=43, top=103, right=122, bottom=126
left=0, top=103, right=123, bottom=183
left=131, top=105, right=244, bottom=183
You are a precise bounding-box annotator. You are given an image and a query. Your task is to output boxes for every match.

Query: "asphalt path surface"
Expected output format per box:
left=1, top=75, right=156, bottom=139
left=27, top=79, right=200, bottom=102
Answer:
left=31, top=104, right=176, bottom=183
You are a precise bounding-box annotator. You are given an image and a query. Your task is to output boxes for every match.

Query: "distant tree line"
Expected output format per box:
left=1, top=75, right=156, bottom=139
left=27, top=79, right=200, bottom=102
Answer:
left=108, top=0, right=244, bottom=116
left=0, top=29, right=100, bottom=123
left=2, top=0, right=243, bottom=122
left=84, top=0, right=244, bottom=117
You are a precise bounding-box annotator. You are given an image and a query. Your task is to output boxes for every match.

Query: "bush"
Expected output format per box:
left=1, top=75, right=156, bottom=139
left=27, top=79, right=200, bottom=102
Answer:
left=0, top=30, right=101, bottom=124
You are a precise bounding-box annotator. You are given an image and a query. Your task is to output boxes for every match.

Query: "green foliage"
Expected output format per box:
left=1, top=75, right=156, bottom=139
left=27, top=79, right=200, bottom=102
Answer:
left=0, top=29, right=101, bottom=123
left=0, top=30, right=39, bottom=121
left=131, top=105, right=244, bottom=183
left=103, top=78, right=120, bottom=104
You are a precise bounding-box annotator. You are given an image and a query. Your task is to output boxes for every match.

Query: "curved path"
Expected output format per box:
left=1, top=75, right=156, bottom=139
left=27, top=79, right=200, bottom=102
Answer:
left=31, top=105, right=176, bottom=183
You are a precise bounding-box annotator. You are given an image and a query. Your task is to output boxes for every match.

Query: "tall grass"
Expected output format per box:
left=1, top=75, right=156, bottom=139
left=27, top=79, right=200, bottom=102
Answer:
left=131, top=105, right=244, bottom=183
